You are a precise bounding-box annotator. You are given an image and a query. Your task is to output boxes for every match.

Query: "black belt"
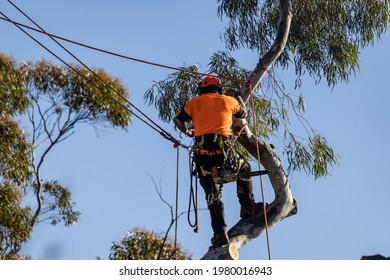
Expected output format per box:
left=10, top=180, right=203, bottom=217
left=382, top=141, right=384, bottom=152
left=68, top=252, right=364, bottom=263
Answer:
left=195, top=134, right=228, bottom=143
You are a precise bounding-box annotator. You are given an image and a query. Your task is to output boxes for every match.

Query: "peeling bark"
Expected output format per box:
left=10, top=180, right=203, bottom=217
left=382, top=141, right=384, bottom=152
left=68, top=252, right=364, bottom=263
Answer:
left=202, top=0, right=296, bottom=260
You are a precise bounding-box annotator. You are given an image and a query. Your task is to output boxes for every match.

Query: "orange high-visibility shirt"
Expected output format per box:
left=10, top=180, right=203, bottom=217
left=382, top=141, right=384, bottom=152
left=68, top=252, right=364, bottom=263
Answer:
left=183, top=93, right=242, bottom=137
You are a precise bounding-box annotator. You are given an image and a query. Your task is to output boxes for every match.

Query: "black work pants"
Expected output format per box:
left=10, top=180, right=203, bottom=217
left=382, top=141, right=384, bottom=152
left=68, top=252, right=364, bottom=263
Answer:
left=195, top=150, right=254, bottom=235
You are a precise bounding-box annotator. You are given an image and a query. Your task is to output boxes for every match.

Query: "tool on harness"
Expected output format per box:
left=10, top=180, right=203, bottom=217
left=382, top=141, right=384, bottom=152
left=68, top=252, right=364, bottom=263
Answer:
left=195, top=133, right=269, bottom=185
left=212, top=164, right=270, bottom=185
left=213, top=137, right=270, bottom=185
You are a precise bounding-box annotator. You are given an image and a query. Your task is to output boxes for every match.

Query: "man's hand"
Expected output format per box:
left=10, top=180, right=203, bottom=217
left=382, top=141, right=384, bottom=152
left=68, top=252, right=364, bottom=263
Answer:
left=174, top=116, right=194, bottom=137
left=185, top=128, right=194, bottom=137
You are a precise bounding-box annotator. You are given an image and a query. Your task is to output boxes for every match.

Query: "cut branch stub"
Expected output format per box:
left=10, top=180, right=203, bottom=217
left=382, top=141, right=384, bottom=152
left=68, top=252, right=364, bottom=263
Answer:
left=201, top=243, right=239, bottom=260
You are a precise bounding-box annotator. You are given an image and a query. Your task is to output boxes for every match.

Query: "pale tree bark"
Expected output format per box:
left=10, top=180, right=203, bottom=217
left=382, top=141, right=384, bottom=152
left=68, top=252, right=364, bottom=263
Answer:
left=202, top=0, right=297, bottom=260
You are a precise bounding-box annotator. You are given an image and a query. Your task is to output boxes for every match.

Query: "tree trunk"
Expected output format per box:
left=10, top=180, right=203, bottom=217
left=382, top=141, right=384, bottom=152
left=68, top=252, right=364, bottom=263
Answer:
left=202, top=0, right=297, bottom=260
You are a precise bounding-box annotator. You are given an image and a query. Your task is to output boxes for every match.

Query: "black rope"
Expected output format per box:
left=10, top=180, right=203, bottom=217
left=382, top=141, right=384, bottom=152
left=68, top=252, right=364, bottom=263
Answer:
left=1, top=4, right=188, bottom=149
left=187, top=149, right=199, bottom=232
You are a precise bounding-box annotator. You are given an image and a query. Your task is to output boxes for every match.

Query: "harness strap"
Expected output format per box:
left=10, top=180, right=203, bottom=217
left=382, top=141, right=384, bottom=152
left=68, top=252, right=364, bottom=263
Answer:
left=195, top=148, right=223, bottom=156
left=196, top=134, right=228, bottom=149
left=199, top=166, right=213, bottom=177
left=197, top=135, right=205, bottom=148
left=217, top=135, right=225, bottom=150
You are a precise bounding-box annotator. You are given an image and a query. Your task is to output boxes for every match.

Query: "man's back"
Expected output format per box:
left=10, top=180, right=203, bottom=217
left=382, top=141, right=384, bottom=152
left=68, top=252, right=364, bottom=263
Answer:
left=184, top=92, right=241, bottom=137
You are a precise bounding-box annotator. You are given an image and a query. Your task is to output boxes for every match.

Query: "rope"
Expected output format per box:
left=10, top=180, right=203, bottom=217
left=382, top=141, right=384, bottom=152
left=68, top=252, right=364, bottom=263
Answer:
left=0, top=7, right=188, bottom=150
left=1, top=1, right=244, bottom=149
left=248, top=81, right=272, bottom=260
left=3, top=4, right=199, bottom=257
left=232, top=121, right=248, bottom=142
left=4, top=3, right=273, bottom=258
left=187, top=148, right=199, bottom=233
left=174, top=147, right=180, bottom=260
left=0, top=16, right=243, bottom=85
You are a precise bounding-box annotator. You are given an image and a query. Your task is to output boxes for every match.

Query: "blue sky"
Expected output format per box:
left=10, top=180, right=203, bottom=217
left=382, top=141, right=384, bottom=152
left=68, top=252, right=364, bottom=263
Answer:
left=1, top=1, right=389, bottom=260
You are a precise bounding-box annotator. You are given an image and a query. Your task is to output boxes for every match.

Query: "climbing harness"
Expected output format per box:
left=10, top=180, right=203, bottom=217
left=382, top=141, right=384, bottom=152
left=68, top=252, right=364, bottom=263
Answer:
left=198, top=133, right=270, bottom=186
left=185, top=131, right=270, bottom=233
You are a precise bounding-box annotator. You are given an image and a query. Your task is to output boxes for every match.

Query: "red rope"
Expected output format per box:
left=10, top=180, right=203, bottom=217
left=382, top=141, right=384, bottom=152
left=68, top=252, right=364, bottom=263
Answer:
left=248, top=81, right=272, bottom=260
left=174, top=147, right=180, bottom=259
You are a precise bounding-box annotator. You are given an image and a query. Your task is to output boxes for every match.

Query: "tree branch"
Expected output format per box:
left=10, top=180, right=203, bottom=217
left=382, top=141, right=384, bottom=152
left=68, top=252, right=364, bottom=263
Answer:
left=202, top=0, right=296, bottom=260
left=240, top=0, right=293, bottom=101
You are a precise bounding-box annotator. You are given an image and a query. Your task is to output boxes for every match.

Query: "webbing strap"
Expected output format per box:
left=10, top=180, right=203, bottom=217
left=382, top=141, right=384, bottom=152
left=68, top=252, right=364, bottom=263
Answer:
left=195, top=148, right=223, bottom=156
left=197, top=135, right=205, bottom=148
left=199, top=166, right=213, bottom=177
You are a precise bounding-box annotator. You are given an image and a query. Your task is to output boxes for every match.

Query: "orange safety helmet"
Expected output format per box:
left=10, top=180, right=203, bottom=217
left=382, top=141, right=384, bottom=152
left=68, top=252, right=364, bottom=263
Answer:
left=199, top=76, right=221, bottom=88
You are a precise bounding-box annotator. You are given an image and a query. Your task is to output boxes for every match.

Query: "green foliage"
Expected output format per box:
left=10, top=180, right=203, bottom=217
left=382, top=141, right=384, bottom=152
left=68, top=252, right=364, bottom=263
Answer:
left=248, top=95, right=280, bottom=139
left=0, top=115, right=32, bottom=188
left=144, top=65, right=200, bottom=123
left=109, top=227, right=191, bottom=260
left=235, top=94, right=282, bottom=160
left=144, top=52, right=249, bottom=122
left=143, top=1, right=385, bottom=179
left=0, top=54, right=29, bottom=115
left=208, top=51, right=250, bottom=88
left=143, top=52, right=336, bottom=178
left=0, top=53, right=133, bottom=257
left=40, top=180, right=80, bottom=226
left=218, top=0, right=389, bottom=87
left=285, top=133, right=339, bottom=179
left=0, top=183, right=32, bottom=259
left=22, top=60, right=131, bottom=130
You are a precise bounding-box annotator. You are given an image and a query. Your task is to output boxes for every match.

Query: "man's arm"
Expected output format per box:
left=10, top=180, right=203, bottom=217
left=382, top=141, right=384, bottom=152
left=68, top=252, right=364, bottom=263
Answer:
left=225, top=89, right=247, bottom=119
left=173, top=110, right=194, bottom=137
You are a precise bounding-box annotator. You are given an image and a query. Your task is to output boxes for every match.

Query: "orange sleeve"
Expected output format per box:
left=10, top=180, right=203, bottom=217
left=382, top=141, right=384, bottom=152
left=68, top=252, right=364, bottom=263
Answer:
left=227, top=96, right=241, bottom=114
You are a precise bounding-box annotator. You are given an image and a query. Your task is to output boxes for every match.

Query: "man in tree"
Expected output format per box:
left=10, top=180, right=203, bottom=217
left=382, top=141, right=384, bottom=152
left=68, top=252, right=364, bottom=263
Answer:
left=173, top=76, right=261, bottom=248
